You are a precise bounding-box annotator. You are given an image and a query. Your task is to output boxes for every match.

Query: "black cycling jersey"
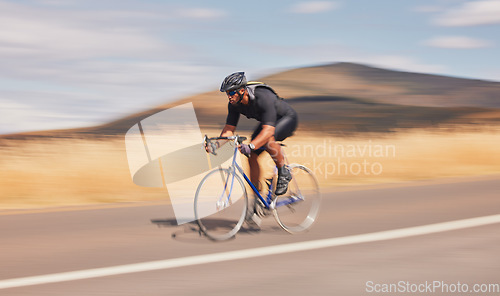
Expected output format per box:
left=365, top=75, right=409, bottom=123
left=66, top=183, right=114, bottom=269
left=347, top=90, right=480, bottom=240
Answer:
left=226, top=87, right=296, bottom=127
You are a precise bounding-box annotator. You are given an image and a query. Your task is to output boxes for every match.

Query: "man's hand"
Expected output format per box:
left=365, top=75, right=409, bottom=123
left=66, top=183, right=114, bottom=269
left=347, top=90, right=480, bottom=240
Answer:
left=238, top=143, right=252, bottom=157
left=204, top=140, right=218, bottom=155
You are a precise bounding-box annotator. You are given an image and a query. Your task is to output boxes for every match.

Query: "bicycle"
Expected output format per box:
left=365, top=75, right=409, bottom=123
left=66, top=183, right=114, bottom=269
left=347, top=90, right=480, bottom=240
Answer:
left=194, top=135, right=321, bottom=241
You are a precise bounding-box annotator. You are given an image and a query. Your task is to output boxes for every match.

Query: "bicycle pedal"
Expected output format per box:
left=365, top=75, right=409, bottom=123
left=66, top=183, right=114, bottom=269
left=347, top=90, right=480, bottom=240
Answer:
left=268, top=198, right=277, bottom=210
left=249, top=213, right=262, bottom=227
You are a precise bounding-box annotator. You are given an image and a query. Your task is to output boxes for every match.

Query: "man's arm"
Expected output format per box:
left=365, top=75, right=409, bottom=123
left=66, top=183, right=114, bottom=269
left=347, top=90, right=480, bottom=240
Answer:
left=213, top=124, right=236, bottom=150
left=220, top=124, right=236, bottom=137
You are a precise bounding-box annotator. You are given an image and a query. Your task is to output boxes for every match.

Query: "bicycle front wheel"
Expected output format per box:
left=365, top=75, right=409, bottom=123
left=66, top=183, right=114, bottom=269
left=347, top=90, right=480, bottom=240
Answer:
left=194, top=168, right=248, bottom=241
left=273, top=164, right=321, bottom=234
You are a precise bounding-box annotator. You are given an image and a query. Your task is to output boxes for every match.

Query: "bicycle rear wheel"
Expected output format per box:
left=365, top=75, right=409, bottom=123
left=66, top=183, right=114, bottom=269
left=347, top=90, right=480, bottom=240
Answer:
left=272, top=164, right=320, bottom=233
left=194, top=168, right=247, bottom=241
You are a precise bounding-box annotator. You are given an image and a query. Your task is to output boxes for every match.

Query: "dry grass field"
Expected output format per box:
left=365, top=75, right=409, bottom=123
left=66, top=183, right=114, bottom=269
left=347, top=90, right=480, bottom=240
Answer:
left=2, top=63, right=500, bottom=209
left=281, top=128, right=500, bottom=186
left=1, top=127, right=499, bottom=209
left=0, top=138, right=165, bottom=209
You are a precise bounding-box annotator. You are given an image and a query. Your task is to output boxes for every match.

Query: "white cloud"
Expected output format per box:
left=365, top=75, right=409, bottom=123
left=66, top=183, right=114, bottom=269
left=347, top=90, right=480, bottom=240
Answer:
left=0, top=95, right=103, bottom=134
left=0, top=1, right=229, bottom=134
left=434, top=0, right=500, bottom=26
left=289, top=1, right=339, bottom=14
left=481, top=69, right=500, bottom=81
left=256, top=42, right=447, bottom=76
left=0, top=18, right=170, bottom=60
left=423, top=36, right=492, bottom=48
left=0, top=2, right=172, bottom=61
left=177, top=8, right=226, bottom=19
left=30, top=0, right=82, bottom=6
left=365, top=55, right=447, bottom=75
left=0, top=60, right=222, bottom=130
left=0, top=60, right=222, bottom=134
left=413, top=5, right=445, bottom=13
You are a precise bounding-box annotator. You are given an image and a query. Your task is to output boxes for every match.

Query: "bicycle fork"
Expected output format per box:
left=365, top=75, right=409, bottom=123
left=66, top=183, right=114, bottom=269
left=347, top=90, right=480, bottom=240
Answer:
left=216, top=167, right=236, bottom=211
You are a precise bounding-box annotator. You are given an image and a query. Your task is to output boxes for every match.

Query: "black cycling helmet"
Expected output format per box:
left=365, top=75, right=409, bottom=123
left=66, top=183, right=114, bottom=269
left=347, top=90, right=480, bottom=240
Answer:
left=220, top=72, right=247, bottom=92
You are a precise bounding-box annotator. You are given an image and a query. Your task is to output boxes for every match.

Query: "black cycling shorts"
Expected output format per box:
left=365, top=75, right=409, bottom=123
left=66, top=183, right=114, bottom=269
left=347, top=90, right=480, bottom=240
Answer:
left=251, top=115, right=298, bottom=155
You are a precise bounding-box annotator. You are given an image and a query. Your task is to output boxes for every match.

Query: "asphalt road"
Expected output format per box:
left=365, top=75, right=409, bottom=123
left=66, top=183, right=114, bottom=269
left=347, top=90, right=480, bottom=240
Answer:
left=1, top=176, right=499, bottom=296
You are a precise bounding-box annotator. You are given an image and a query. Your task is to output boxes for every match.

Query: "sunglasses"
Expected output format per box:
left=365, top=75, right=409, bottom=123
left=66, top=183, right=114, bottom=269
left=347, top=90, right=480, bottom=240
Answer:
left=226, top=89, right=238, bottom=96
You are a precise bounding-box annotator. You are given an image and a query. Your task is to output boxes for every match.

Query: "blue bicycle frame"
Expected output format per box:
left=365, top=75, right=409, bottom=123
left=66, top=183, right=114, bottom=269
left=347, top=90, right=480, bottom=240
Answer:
left=218, top=139, right=300, bottom=210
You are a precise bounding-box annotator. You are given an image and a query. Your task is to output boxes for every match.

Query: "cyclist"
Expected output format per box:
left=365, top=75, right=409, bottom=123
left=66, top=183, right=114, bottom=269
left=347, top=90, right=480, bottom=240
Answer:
left=210, top=72, right=298, bottom=197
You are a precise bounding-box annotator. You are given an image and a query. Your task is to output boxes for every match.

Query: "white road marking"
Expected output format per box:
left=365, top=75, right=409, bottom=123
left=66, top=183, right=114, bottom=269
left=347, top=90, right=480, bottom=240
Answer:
left=1, top=214, right=500, bottom=290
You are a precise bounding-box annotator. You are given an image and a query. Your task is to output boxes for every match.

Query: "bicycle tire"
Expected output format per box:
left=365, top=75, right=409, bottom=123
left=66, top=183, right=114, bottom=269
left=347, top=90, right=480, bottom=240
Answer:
left=272, top=164, right=321, bottom=234
left=194, top=168, right=248, bottom=241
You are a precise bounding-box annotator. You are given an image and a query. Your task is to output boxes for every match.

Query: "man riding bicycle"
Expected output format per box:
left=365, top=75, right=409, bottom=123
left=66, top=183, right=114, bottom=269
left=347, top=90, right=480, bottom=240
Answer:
left=208, top=72, right=298, bottom=196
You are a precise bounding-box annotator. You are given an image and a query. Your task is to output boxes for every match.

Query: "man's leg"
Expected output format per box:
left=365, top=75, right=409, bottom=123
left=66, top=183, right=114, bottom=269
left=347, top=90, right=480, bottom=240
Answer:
left=265, top=113, right=298, bottom=196
left=265, top=137, right=285, bottom=168
left=248, top=151, right=261, bottom=190
left=246, top=151, right=263, bottom=228
left=264, top=137, right=292, bottom=196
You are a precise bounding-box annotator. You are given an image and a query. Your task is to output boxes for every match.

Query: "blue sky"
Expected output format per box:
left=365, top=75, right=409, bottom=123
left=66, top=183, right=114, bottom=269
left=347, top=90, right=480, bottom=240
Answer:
left=1, top=0, right=500, bottom=134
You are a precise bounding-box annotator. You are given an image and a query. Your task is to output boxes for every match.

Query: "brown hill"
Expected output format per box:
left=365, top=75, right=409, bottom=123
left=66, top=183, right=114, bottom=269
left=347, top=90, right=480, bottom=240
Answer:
left=2, top=62, right=500, bottom=140
left=262, top=62, right=500, bottom=108
left=86, top=62, right=500, bottom=136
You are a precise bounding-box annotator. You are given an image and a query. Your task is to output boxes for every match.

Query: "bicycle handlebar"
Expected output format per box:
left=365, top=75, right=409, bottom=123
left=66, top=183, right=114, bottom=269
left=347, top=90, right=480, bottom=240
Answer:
left=206, top=135, right=247, bottom=144
left=204, top=135, right=247, bottom=156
